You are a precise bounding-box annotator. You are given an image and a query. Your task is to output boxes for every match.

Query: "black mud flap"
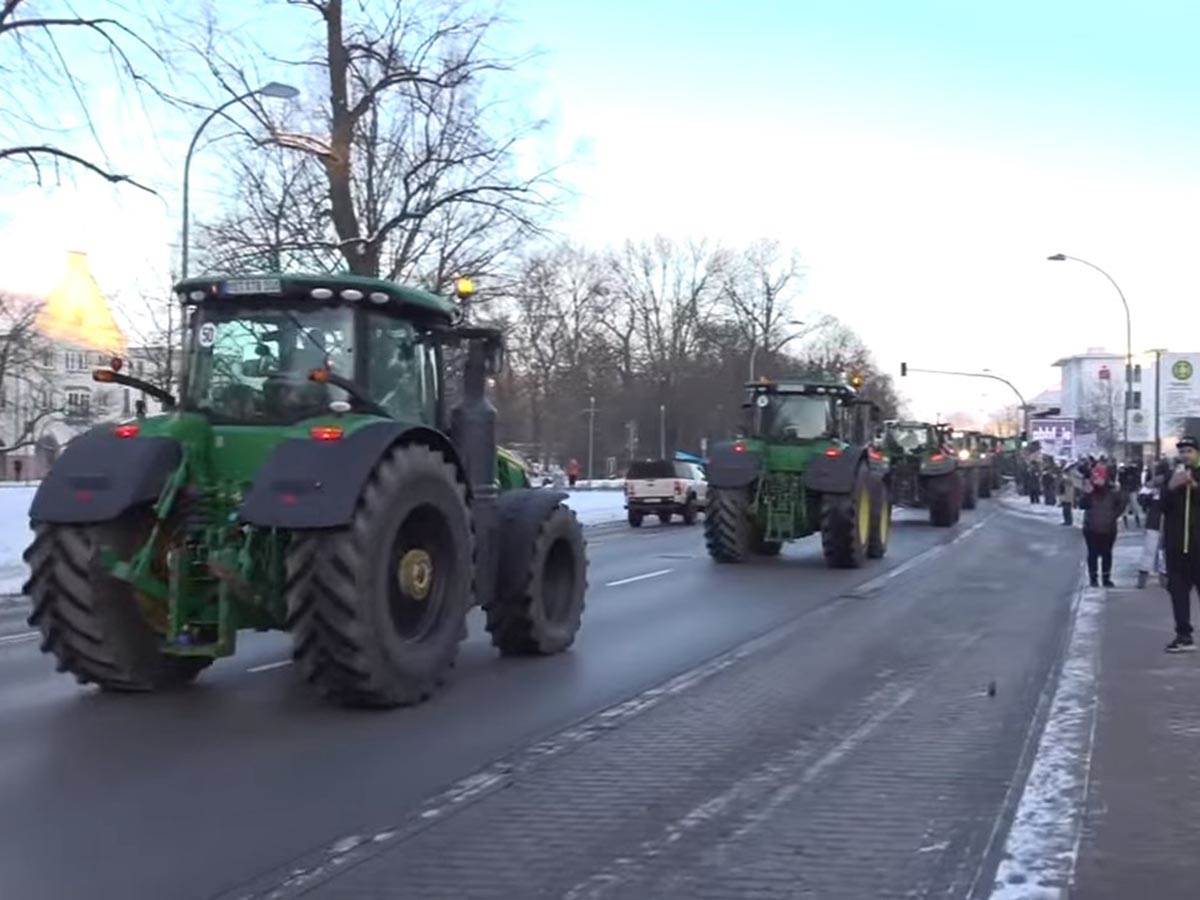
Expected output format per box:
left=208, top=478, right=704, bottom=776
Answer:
left=239, top=422, right=464, bottom=529
left=707, top=441, right=761, bottom=489
left=804, top=446, right=867, bottom=494
left=29, top=430, right=181, bottom=524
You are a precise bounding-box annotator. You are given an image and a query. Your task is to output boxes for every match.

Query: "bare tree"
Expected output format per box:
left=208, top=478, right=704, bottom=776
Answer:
left=722, top=239, right=806, bottom=356
left=197, top=0, right=553, bottom=284
left=0, top=0, right=168, bottom=193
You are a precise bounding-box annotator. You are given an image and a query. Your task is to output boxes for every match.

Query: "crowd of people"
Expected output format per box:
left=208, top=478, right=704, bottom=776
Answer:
left=1023, top=439, right=1200, bottom=653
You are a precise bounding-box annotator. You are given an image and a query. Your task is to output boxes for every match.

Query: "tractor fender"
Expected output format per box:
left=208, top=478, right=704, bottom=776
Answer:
left=803, top=446, right=868, bottom=494
left=920, top=457, right=958, bottom=477
left=706, top=441, right=761, bottom=489
left=239, top=422, right=468, bottom=529
left=493, top=488, right=571, bottom=602
left=29, top=429, right=182, bottom=524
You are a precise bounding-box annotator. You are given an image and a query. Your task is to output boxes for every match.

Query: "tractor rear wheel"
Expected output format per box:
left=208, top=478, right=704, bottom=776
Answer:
left=927, top=473, right=960, bottom=527
left=705, top=487, right=752, bottom=563
left=285, top=443, right=472, bottom=708
left=961, top=469, right=978, bottom=510
left=486, top=502, right=587, bottom=655
left=821, top=465, right=870, bottom=568
left=24, top=515, right=210, bottom=691
left=867, top=478, right=891, bottom=559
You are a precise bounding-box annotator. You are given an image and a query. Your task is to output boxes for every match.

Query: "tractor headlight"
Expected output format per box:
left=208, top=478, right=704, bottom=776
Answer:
left=958, top=449, right=971, bottom=461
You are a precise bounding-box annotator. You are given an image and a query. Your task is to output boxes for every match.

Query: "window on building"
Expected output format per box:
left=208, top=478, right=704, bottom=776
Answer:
left=65, top=389, right=91, bottom=421
left=1130, top=391, right=1142, bottom=410
left=64, top=351, right=89, bottom=372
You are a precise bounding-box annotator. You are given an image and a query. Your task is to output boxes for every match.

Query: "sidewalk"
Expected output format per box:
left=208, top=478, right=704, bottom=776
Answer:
left=1072, top=533, right=1200, bottom=898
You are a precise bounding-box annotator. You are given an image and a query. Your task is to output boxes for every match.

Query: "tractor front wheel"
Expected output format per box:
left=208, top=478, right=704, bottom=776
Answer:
left=867, top=478, right=891, bottom=559
left=705, top=487, right=752, bottom=563
left=820, top=465, right=870, bottom=568
left=25, top=515, right=210, bottom=691
left=285, top=443, right=473, bottom=708
left=486, top=502, right=587, bottom=655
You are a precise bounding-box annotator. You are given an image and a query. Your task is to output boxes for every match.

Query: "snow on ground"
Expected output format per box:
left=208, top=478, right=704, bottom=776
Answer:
left=561, top=488, right=627, bottom=526
left=0, top=484, right=37, bottom=595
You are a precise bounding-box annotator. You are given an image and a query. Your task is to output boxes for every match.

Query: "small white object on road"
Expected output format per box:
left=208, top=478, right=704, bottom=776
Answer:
left=247, top=659, right=293, bottom=673
left=605, top=568, right=673, bottom=587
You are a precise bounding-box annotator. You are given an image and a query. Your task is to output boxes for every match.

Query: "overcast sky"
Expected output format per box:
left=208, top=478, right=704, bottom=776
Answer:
left=1, top=1, right=1197, bottom=421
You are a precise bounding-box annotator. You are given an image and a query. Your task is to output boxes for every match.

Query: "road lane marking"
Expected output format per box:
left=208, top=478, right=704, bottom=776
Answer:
left=846, top=512, right=997, bottom=598
left=0, top=630, right=38, bottom=646
left=247, top=659, right=293, bottom=673
left=604, top=568, right=673, bottom=587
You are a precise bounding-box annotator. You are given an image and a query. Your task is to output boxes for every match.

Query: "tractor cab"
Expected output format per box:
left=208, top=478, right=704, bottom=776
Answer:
left=742, top=380, right=855, bottom=444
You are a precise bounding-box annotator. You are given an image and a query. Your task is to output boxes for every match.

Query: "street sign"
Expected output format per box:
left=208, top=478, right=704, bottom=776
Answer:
left=1030, top=417, right=1076, bottom=459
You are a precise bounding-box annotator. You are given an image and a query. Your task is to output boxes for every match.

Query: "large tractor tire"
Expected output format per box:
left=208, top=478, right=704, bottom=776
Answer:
left=820, top=464, right=871, bottom=569
left=486, top=502, right=587, bottom=655
left=978, top=468, right=993, bottom=499
left=867, top=478, right=891, bottom=559
left=285, top=443, right=472, bottom=708
left=961, top=469, right=978, bottom=510
left=24, top=514, right=210, bottom=691
left=926, top=473, right=960, bottom=527
left=705, top=487, right=753, bottom=563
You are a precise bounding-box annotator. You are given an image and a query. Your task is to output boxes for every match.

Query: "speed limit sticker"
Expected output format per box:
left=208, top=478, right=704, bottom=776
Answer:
left=198, top=323, right=217, bottom=348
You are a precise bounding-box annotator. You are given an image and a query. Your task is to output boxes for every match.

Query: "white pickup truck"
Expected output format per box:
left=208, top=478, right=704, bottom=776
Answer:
left=624, top=459, right=708, bottom=527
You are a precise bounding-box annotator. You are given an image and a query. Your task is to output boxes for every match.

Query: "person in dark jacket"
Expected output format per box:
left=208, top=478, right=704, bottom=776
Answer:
left=1079, top=469, right=1126, bottom=587
left=1041, top=465, right=1058, bottom=506
left=1027, top=462, right=1042, bottom=504
left=1161, top=436, right=1200, bottom=651
left=1137, top=461, right=1170, bottom=588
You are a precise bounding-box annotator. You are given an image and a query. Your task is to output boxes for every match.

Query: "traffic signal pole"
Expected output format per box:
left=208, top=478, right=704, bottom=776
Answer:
left=900, top=364, right=1030, bottom=437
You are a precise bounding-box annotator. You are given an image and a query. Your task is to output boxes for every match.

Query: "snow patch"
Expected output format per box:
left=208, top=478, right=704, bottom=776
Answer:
left=989, top=581, right=1103, bottom=898
left=0, top=484, right=37, bottom=595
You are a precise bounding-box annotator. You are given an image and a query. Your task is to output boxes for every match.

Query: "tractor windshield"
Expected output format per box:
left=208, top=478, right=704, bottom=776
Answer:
left=185, top=303, right=356, bottom=424
left=888, top=426, right=929, bottom=452
left=759, top=395, right=833, bottom=440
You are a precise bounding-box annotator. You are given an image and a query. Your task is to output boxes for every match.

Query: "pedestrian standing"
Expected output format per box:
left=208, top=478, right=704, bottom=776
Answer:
left=1028, top=461, right=1042, bottom=504
left=567, top=458, right=581, bottom=488
left=1120, top=464, right=1143, bottom=528
left=1079, top=469, right=1126, bottom=588
left=1042, top=464, right=1058, bottom=506
left=1161, top=437, right=1200, bottom=652
left=1060, top=465, right=1078, bottom=526
left=1137, top=461, right=1169, bottom=589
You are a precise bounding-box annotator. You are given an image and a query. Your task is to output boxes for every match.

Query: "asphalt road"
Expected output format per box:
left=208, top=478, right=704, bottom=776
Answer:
left=0, top=499, right=1083, bottom=900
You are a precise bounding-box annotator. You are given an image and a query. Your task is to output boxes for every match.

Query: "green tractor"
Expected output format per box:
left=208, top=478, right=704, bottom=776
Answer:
left=881, top=420, right=963, bottom=526
left=23, top=274, right=588, bottom=707
left=704, top=380, right=891, bottom=567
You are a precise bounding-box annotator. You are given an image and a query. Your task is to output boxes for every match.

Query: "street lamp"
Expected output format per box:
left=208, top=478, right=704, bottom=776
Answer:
left=659, top=404, right=666, bottom=459
left=181, top=82, right=299, bottom=278
left=748, top=319, right=806, bottom=381
left=1047, top=253, right=1133, bottom=460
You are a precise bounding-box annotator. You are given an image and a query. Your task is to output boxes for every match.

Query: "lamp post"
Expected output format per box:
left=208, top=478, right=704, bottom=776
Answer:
left=1047, top=253, right=1133, bottom=460
left=659, top=404, right=666, bottom=459
left=748, top=320, right=806, bottom=381
left=586, top=395, right=596, bottom=480
left=181, top=82, right=299, bottom=278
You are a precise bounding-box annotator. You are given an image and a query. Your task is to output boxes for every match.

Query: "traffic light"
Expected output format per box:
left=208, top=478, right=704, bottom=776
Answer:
left=900, top=362, right=908, bottom=377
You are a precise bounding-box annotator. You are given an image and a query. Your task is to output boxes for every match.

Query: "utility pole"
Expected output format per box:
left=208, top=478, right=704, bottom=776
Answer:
left=587, top=395, right=596, bottom=480
left=659, top=404, right=666, bottom=459
left=1150, top=349, right=1166, bottom=461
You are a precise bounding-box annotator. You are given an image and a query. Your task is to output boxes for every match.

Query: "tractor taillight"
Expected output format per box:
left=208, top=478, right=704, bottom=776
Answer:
left=824, top=447, right=842, bottom=458
left=310, top=425, right=344, bottom=442
left=114, top=423, right=139, bottom=439
left=733, top=441, right=747, bottom=453
left=930, top=452, right=945, bottom=462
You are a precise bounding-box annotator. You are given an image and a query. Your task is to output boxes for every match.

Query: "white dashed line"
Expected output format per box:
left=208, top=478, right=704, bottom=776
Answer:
left=0, top=630, right=38, bottom=646
left=605, top=568, right=674, bottom=587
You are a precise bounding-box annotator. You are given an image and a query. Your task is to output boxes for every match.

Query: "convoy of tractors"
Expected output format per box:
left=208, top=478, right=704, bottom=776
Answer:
left=22, top=272, right=1018, bottom=708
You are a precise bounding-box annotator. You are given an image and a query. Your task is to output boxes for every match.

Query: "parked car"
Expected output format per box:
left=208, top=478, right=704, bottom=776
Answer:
left=624, top=459, right=708, bottom=526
